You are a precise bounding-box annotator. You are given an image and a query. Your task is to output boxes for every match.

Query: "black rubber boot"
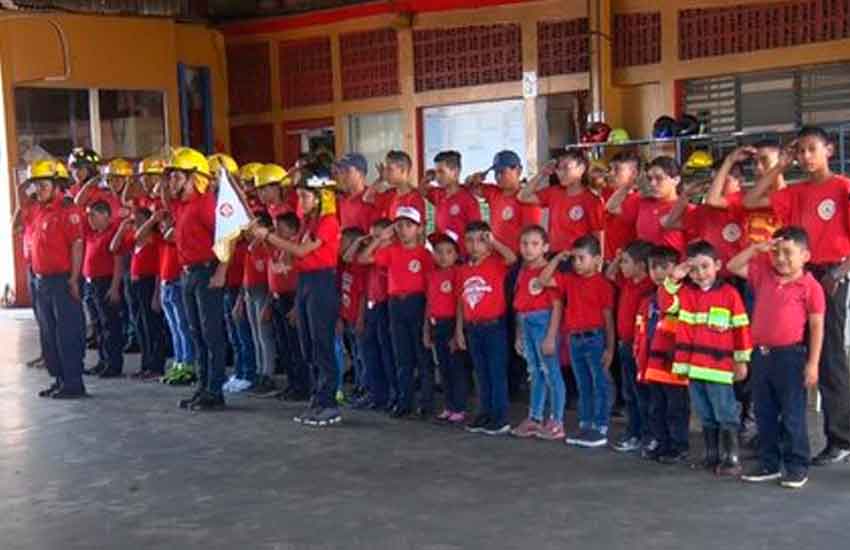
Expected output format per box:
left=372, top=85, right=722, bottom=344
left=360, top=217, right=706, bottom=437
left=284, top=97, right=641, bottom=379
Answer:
left=693, top=427, right=720, bottom=470
left=716, top=429, right=742, bottom=476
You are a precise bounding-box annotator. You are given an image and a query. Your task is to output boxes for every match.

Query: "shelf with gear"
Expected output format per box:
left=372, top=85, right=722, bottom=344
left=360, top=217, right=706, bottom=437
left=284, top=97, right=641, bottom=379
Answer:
left=569, top=116, right=850, bottom=181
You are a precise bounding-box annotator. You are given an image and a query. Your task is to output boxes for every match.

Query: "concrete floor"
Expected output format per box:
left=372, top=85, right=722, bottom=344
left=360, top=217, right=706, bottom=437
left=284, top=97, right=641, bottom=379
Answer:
left=1, top=309, right=849, bottom=550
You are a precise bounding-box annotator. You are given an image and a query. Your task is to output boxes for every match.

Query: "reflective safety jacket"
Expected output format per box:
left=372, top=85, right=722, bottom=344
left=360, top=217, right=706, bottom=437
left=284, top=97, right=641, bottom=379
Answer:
left=659, top=278, right=752, bottom=385
left=634, top=293, right=688, bottom=387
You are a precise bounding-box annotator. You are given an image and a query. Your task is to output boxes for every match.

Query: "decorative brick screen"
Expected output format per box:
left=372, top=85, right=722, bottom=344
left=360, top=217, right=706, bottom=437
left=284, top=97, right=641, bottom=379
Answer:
left=340, top=28, right=400, bottom=101
left=413, top=24, right=522, bottom=92
left=230, top=124, right=276, bottom=164
left=538, top=18, right=589, bottom=77
left=679, top=0, right=850, bottom=60
left=613, top=12, right=661, bottom=67
left=226, top=42, right=272, bottom=115
left=279, top=37, right=334, bottom=107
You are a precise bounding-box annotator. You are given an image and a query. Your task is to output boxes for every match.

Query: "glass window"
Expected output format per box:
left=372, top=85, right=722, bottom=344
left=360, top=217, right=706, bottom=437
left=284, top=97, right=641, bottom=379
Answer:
left=99, top=89, right=166, bottom=158
left=14, top=87, right=91, bottom=164
left=348, top=111, right=403, bottom=181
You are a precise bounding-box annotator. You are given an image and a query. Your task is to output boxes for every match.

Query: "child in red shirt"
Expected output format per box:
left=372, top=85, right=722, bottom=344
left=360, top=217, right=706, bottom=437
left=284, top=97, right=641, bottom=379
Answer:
left=542, top=234, right=615, bottom=447
left=339, top=227, right=369, bottom=406
left=456, top=221, right=517, bottom=435
left=605, top=240, right=656, bottom=453
left=83, top=200, right=125, bottom=377
left=602, top=152, right=640, bottom=262
left=368, top=150, right=426, bottom=222
left=518, top=150, right=604, bottom=254
left=420, top=151, right=481, bottom=254
left=510, top=225, right=566, bottom=441
left=360, top=206, right=435, bottom=418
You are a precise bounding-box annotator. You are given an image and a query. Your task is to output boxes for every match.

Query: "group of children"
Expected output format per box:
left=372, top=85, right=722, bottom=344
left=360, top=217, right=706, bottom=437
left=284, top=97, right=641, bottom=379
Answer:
left=16, top=124, right=850, bottom=490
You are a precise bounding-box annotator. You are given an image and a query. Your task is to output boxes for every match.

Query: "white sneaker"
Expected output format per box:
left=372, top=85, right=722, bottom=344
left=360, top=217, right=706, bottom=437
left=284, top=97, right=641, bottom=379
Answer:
left=231, top=378, right=253, bottom=393
left=222, top=375, right=239, bottom=393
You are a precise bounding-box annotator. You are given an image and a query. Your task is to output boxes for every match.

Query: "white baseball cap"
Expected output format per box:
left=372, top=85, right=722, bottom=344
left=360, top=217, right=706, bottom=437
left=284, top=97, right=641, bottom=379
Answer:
left=394, top=206, right=422, bottom=225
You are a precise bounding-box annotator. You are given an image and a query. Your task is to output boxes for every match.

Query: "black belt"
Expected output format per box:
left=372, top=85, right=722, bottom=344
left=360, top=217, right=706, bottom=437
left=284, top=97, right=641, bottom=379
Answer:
left=33, top=272, right=69, bottom=280
left=466, top=317, right=503, bottom=328
left=182, top=260, right=216, bottom=273
left=756, top=343, right=805, bottom=355
left=570, top=330, right=603, bottom=339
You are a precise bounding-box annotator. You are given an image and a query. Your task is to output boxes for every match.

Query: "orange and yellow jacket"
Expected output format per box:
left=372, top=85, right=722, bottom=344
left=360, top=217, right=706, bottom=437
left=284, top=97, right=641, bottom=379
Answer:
left=658, top=278, right=752, bottom=385
left=634, top=293, right=688, bottom=387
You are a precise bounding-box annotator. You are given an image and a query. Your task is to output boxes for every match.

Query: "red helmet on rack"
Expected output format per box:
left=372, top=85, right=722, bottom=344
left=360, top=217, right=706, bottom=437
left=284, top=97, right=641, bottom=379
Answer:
left=582, top=122, right=612, bottom=144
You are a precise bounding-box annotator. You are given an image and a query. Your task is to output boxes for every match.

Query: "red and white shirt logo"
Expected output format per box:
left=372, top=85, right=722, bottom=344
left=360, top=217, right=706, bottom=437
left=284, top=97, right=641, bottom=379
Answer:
left=568, top=205, right=585, bottom=221
left=408, top=259, right=421, bottom=273
left=721, top=223, right=742, bottom=243
left=440, top=280, right=453, bottom=293
left=818, top=198, right=836, bottom=221
left=501, top=206, right=515, bottom=221
left=462, top=276, right=492, bottom=310
left=528, top=277, right=544, bottom=296
left=449, top=204, right=461, bottom=216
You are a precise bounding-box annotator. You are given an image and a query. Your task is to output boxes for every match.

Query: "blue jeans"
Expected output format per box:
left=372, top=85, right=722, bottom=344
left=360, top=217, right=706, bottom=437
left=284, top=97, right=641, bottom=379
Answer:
left=753, top=346, right=810, bottom=475
left=466, top=317, right=509, bottom=425
left=431, top=318, right=467, bottom=413
left=519, top=310, right=565, bottom=423
left=223, top=287, right=256, bottom=381
left=358, top=301, right=395, bottom=407
left=34, top=273, right=85, bottom=393
left=389, top=293, right=435, bottom=412
left=245, top=286, right=276, bottom=379
left=569, top=329, right=610, bottom=431
left=334, top=334, right=345, bottom=392
left=130, top=276, right=167, bottom=374
left=343, top=322, right=364, bottom=389
left=161, top=280, right=194, bottom=364
left=84, top=277, right=124, bottom=373
left=619, top=341, right=649, bottom=439
left=689, top=380, right=740, bottom=431
left=648, top=382, right=690, bottom=455
left=270, top=292, right=309, bottom=395
left=182, top=264, right=226, bottom=397
left=296, top=269, right=339, bottom=409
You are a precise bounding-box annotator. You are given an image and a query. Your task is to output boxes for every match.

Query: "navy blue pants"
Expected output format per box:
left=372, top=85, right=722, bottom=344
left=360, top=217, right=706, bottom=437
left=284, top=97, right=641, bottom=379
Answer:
left=85, top=277, right=124, bottom=373
left=753, top=346, right=810, bottom=476
left=431, top=318, right=467, bottom=413
left=466, top=317, right=509, bottom=425
left=389, top=293, right=434, bottom=412
left=223, top=287, right=256, bottom=381
left=359, top=300, right=396, bottom=407
left=271, top=292, right=310, bottom=395
left=647, top=382, right=690, bottom=455
left=619, top=341, right=649, bottom=440
left=296, top=269, right=339, bottom=409
left=34, top=273, right=85, bottom=393
left=181, top=263, right=226, bottom=397
left=130, top=276, right=167, bottom=374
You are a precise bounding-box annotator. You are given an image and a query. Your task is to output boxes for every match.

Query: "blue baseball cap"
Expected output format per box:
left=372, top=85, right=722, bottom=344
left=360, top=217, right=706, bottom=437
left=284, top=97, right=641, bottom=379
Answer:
left=491, top=150, right=522, bottom=173
left=334, top=153, right=368, bottom=175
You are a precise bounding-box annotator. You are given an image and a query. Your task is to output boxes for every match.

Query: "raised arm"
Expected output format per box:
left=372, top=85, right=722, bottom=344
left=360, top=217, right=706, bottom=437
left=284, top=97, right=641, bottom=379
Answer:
left=743, top=141, right=795, bottom=210
left=727, top=240, right=773, bottom=279
left=488, top=233, right=517, bottom=265
left=706, top=147, right=755, bottom=208
left=540, top=250, right=570, bottom=287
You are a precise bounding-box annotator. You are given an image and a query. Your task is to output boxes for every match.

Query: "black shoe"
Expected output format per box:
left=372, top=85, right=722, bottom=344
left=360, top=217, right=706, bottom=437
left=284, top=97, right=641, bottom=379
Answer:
left=465, top=414, right=491, bottom=433
left=189, top=393, right=226, bottom=411
left=83, top=362, right=108, bottom=376
left=415, top=407, right=434, bottom=420
left=811, top=446, right=850, bottom=466
left=640, top=439, right=662, bottom=460
left=482, top=420, right=511, bottom=436
left=741, top=466, right=782, bottom=483
left=178, top=390, right=203, bottom=409
left=98, top=369, right=123, bottom=379
left=51, top=388, right=88, bottom=399
left=657, top=450, right=689, bottom=465
left=716, top=429, right=742, bottom=476
left=123, top=341, right=141, bottom=354
left=390, top=406, right=411, bottom=419
left=780, top=471, right=809, bottom=489
left=38, top=382, right=62, bottom=398
left=692, top=428, right=720, bottom=470
left=26, top=356, right=45, bottom=368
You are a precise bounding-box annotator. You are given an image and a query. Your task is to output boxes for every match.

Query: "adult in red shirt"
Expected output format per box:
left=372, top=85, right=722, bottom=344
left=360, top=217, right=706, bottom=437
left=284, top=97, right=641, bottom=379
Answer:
left=250, top=167, right=342, bottom=426
left=519, top=150, right=604, bottom=254
left=601, top=152, right=641, bottom=261
left=420, top=151, right=481, bottom=253
left=745, top=126, right=850, bottom=465
left=607, top=156, right=691, bottom=256
left=27, top=159, right=87, bottom=398
left=335, top=153, right=380, bottom=233
left=366, top=151, right=426, bottom=222
left=81, top=200, right=125, bottom=378
left=469, top=150, right=543, bottom=253
left=164, top=148, right=229, bottom=411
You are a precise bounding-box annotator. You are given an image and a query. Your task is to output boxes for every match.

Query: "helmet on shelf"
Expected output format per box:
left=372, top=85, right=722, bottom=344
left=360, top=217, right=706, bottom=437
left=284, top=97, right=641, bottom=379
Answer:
left=581, top=122, right=612, bottom=144
left=677, top=114, right=701, bottom=137
left=684, top=150, right=715, bottom=171
left=608, top=128, right=630, bottom=144
left=652, top=116, right=678, bottom=139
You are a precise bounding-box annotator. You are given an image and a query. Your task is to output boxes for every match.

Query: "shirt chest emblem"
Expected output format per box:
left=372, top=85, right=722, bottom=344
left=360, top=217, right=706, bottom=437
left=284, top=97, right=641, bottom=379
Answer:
left=817, top=198, right=836, bottom=221
left=462, top=275, right=493, bottom=309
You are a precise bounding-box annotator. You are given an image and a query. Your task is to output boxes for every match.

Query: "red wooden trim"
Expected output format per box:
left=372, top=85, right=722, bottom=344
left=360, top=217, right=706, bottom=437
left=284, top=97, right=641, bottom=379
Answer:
left=221, top=0, right=535, bottom=36
left=673, top=78, right=684, bottom=118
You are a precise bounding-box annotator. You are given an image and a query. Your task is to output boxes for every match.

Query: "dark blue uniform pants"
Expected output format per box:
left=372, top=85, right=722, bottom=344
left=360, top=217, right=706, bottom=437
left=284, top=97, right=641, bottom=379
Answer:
left=271, top=292, right=310, bottom=395
left=130, top=276, right=167, bottom=374
left=181, top=263, right=226, bottom=397
left=296, top=269, right=339, bottom=409
left=84, top=277, right=124, bottom=373
left=34, top=273, right=85, bottom=393
left=359, top=301, right=396, bottom=407
left=389, top=293, right=435, bottom=412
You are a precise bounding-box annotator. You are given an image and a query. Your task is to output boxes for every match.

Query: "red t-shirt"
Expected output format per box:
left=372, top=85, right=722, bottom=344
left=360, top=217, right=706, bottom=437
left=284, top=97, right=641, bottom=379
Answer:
left=129, top=233, right=161, bottom=280
left=513, top=264, right=559, bottom=313
left=268, top=248, right=297, bottom=295
left=30, top=198, right=85, bottom=276
left=297, top=214, right=340, bottom=272
left=426, top=187, right=481, bottom=246
left=770, top=175, right=850, bottom=264
left=226, top=242, right=248, bottom=288
left=554, top=271, right=614, bottom=332
left=749, top=254, right=825, bottom=346
left=243, top=245, right=269, bottom=288
left=374, top=242, right=433, bottom=296
left=340, top=261, right=367, bottom=323
left=537, top=186, right=604, bottom=252
left=338, top=189, right=378, bottom=232
left=21, top=205, right=35, bottom=264
left=171, top=191, right=216, bottom=267
left=267, top=190, right=302, bottom=220
left=614, top=274, right=655, bottom=342
left=83, top=222, right=119, bottom=279
left=457, top=254, right=508, bottom=322
left=159, top=241, right=180, bottom=283
left=685, top=203, right=746, bottom=267
left=602, top=187, right=637, bottom=261
left=427, top=266, right=458, bottom=321
left=726, top=191, right=782, bottom=245
left=621, top=194, right=691, bottom=255
left=480, top=185, right=543, bottom=252
left=374, top=188, right=426, bottom=221
left=366, top=266, right=388, bottom=305
left=85, top=188, right=129, bottom=221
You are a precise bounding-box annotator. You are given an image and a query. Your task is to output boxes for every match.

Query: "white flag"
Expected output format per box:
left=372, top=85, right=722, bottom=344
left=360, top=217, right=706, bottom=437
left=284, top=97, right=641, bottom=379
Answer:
left=212, top=168, right=251, bottom=263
